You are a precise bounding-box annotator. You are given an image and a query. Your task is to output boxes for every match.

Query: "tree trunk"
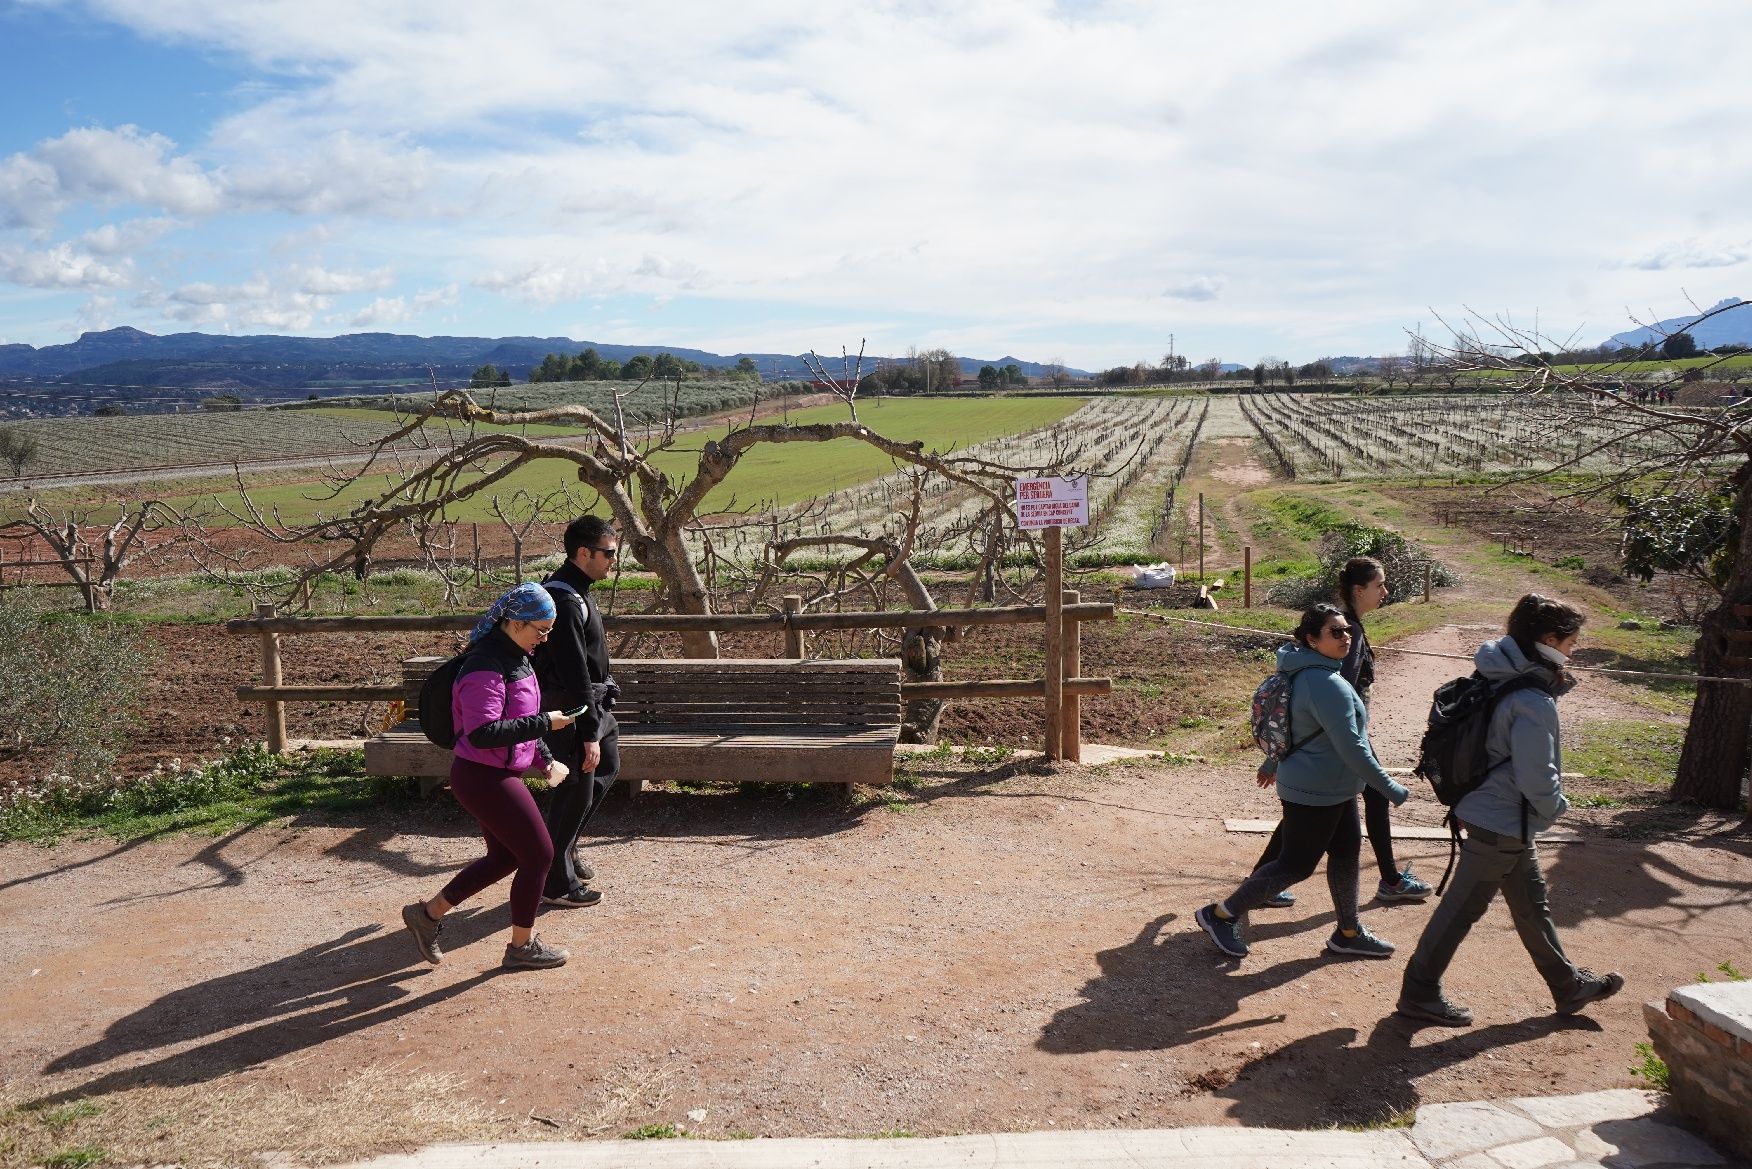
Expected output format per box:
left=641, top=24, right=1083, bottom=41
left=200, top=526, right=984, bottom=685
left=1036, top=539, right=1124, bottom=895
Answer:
left=1671, top=463, right=1752, bottom=810
left=646, top=529, right=719, bottom=658
left=891, top=559, right=944, bottom=743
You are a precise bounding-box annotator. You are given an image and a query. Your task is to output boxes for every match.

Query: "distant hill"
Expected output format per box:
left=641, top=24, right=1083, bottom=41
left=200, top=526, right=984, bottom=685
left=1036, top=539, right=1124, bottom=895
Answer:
left=1603, top=297, right=1751, bottom=350
left=0, top=327, right=1088, bottom=416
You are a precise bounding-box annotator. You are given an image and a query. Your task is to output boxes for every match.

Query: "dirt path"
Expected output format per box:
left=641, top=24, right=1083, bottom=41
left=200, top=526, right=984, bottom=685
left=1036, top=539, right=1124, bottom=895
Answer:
left=3, top=627, right=1748, bottom=1162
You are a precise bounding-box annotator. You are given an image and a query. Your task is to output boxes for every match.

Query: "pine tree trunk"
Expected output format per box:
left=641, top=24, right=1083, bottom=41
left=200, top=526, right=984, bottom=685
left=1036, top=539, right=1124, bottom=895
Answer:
left=1670, top=463, right=1752, bottom=810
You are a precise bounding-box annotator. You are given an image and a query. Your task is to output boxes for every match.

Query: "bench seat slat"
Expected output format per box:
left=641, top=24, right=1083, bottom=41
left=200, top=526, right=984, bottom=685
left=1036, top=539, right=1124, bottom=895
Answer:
left=365, top=656, right=904, bottom=789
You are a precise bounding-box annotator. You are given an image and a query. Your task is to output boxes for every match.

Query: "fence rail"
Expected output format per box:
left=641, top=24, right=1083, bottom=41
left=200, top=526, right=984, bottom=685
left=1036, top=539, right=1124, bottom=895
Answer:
left=227, top=597, right=1117, bottom=762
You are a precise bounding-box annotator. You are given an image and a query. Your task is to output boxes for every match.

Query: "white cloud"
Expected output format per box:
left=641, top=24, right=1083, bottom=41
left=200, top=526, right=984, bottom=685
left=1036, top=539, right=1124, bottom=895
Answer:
left=1618, top=240, right=1752, bottom=271
left=0, top=243, right=130, bottom=289
left=1163, top=276, right=1224, bottom=302
left=31, top=125, right=224, bottom=217
left=293, top=264, right=393, bottom=294
left=142, top=277, right=326, bottom=330
left=350, top=296, right=409, bottom=327
left=77, top=217, right=180, bottom=255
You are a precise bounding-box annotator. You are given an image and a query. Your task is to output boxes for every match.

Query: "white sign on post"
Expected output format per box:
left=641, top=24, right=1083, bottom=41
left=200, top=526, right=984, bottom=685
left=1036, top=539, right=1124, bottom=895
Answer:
left=1014, top=475, right=1089, bottom=530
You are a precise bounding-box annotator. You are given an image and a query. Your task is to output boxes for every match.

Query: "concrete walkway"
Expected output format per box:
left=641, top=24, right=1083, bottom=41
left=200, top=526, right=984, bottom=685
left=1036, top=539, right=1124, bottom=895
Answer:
left=335, top=1089, right=1745, bottom=1168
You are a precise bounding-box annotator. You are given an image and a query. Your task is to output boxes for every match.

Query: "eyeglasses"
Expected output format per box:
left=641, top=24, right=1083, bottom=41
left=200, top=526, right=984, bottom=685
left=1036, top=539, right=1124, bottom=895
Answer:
left=1325, top=625, right=1353, bottom=640
left=590, top=546, right=619, bottom=559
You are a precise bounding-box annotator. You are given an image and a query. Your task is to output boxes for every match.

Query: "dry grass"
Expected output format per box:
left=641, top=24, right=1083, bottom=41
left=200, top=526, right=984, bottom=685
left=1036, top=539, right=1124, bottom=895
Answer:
left=0, top=1064, right=507, bottom=1168
left=0, top=1059, right=688, bottom=1167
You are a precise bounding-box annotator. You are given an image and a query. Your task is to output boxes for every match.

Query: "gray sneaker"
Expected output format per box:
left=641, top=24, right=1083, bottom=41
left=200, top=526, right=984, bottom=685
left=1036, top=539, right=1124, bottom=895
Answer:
left=1195, top=904, right=1249, bottom=958
left=503, top=935, right=569, bottom=970
left=401, top=902, right=443, bottom=965
left=1262, top=890, right=1296, bottom=909
left=1326, top=927, right=1396, bottom=959
left=1396, top=994, right=1474, bottom=1027
left=1555, top=969, right=1624, bottom=1016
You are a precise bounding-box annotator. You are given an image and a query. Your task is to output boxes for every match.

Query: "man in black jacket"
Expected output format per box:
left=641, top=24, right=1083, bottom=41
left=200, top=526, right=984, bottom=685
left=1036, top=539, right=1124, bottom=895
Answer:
left=534, top=515, right=621, bottom=908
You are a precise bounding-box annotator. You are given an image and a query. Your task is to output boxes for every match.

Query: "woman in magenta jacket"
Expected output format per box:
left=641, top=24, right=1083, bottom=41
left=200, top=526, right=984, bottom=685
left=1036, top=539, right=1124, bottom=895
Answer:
left=401, top=583, right=578, bottom=971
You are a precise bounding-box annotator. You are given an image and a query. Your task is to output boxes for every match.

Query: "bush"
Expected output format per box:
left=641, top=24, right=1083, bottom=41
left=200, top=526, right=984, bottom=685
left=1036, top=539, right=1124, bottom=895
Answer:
left=0, top=596, right=150, bottom=782
left=1266, top=523, right=1460, bottom=610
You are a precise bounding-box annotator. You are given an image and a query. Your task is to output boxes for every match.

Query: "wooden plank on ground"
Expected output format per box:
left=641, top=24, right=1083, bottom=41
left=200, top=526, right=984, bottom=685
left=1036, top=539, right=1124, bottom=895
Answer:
left=1222, top=818, right=1583, bottom=844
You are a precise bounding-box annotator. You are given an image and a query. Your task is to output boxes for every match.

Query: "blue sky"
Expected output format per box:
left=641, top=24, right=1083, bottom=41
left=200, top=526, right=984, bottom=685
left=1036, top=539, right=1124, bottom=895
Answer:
left=1, top=0, right=1749, bottom=369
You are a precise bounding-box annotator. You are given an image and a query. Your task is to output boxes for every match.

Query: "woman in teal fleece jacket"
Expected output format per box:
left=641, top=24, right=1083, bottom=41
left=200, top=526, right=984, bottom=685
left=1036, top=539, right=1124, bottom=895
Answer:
left=1195, top=604, right=1409, bottom=961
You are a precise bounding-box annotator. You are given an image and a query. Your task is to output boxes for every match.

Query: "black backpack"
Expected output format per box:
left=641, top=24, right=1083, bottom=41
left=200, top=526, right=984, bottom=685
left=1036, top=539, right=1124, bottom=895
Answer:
left=417, top=648, right=514, bottom=750
left=1413, top=671, right=1544, bottom=891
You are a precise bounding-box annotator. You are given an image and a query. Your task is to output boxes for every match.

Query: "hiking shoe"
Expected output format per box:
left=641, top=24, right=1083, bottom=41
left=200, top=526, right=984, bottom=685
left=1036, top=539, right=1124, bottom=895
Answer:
left=401, top=902, right=443, bottom=965
left=1195, top=904, right=1249, bottom=958
left=1326, top=927, right=1396, bottom=959
left=1377, top=867, right=1433, bottom=902
left=1555, top=968, right=1624, bottom=1016
left=1396, top=994, right=1474, bottom=1027
left=542, top=886, right=604, bottom=909
left=1262, top=890, right=1296, bottom=909
left=503, top=935, right=569, bottom=970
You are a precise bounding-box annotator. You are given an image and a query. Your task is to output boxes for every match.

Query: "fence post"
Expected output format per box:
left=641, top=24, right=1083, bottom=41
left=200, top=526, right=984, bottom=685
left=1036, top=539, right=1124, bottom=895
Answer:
left=1423, top=561, right=1433, bottom=603
left=1044, top=526, right=1064, bottom=760
left=1243, top=545, right=1252, bottom=609
left=257, top=602, right=288, bottom=754
left=1197, top=492, right=1205, bottom=582
left=1060, top=588, right=1081, bottom=763
left=471, top=522, right=482, bottom=587
left=782, top=594, right=805, bottom=659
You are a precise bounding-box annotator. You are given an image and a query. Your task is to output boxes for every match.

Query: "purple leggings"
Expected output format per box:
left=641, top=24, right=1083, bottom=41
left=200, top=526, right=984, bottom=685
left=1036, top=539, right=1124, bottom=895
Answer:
left=440, top=758, right=555, bottom=929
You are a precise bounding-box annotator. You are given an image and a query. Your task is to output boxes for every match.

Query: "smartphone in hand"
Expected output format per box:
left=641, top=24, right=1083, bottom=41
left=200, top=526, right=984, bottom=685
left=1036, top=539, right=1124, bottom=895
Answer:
left=561, top=704, right=589, bottom=718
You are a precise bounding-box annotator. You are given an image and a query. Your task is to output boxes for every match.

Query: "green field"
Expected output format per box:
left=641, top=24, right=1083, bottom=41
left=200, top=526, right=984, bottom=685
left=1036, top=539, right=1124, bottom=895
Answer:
left=1460, top=353, right=1752, bottom=379
left=181, top=397, right=1083, bottom=523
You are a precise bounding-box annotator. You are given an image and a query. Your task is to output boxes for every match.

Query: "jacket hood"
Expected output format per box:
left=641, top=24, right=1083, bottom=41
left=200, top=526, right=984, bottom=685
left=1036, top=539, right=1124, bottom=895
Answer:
left=1276, top=641, right=1341, bottom=675
left=1475, top=635, right=1571, bottom=694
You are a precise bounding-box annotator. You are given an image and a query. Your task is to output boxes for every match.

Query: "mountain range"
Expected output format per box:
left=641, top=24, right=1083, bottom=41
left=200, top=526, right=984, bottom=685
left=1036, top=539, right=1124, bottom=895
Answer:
left=0, top=327, right=1086, bottom=401
left=1603, top=297, right=1751, bottom=350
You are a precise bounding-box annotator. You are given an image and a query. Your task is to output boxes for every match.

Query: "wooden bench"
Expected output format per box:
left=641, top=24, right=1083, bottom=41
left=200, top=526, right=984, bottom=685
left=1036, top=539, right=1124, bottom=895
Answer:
left=364, top=657, right=903, bottom=794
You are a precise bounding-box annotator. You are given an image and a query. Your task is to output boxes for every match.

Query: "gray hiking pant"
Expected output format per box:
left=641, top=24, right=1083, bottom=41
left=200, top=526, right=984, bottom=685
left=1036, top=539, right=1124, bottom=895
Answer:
left=1401, top=822, right=1578, bottom=1004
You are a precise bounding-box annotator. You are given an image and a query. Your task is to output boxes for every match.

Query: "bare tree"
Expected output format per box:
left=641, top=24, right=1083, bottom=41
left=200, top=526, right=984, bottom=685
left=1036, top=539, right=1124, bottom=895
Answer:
left=0, top=499, right=186, bottom=612
left=224, top=381, right=1055, bottom=659
left=1434, top=298, right=1752, bottom=810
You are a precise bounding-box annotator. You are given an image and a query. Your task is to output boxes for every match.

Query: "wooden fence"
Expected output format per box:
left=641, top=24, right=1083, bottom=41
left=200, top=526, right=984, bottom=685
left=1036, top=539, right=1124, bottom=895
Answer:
left=226, top=594, right=1117, bottom=762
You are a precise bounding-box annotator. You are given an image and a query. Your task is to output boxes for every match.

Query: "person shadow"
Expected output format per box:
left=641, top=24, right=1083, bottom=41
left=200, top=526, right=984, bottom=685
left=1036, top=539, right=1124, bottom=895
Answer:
left=1037, top=911, right=1599, bottom=1129
left=34, top=907, right=511, bottom=1105
left=1037, top=912, right=1327, bottom=1056
left=1215, top=1012, right=1601, bottom=1129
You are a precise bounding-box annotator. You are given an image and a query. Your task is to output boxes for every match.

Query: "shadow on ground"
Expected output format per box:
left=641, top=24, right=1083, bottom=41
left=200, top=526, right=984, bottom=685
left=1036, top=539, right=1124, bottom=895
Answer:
left=35, top=912, right=509, bottom=1104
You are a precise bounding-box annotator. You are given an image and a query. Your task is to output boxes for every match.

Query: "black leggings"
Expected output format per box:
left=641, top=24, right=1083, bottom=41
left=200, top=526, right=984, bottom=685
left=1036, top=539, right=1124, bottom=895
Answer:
left=1227, top=798, right=1362, bottom=931
left=1255, top=789, right=1400, bottom=884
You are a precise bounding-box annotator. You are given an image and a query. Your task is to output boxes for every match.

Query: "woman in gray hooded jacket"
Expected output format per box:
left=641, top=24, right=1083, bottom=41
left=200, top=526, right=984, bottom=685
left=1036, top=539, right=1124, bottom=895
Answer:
left=1396, top=594, right=1624, bottom=1026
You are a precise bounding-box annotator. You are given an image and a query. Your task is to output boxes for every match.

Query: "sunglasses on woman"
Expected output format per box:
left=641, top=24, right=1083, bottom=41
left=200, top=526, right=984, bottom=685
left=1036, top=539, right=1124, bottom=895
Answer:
left=1325, top=624, right=1352, bottom=640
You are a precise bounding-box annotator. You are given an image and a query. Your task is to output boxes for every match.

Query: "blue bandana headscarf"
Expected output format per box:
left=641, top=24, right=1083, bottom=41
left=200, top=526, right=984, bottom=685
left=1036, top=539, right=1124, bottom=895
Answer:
left=470, top=581, right=557, bottom=645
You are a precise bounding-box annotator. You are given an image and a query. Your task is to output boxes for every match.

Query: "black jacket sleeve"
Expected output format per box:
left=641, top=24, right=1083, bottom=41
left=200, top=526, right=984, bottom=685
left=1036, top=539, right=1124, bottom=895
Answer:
left=535, top=585, right=605, bottom=741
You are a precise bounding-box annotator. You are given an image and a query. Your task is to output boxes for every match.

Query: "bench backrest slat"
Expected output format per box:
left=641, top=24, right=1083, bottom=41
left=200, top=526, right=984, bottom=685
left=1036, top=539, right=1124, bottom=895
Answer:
left=398, top=656, right=902, bottom=730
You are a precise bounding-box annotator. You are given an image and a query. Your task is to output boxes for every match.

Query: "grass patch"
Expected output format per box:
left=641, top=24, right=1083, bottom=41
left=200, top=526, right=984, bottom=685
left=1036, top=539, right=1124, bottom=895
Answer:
left=1567, top=720, right=1686, bottom=786
left=1253, top=493, right=1354, bottom=542
left=623, top=1122, right=684, bottom=1140
left=0, top=746, right=418, bottom=843
left=1629, top=1041, right=1670, bottom=1091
